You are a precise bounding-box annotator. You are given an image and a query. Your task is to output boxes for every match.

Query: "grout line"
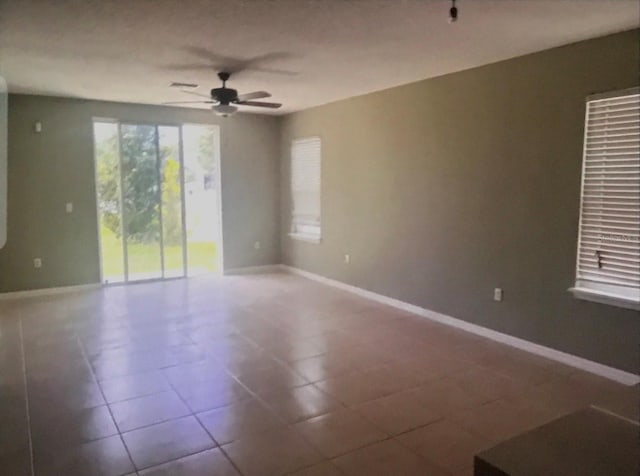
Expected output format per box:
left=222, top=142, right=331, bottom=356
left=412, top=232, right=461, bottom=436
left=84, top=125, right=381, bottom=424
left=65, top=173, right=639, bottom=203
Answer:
left=590, top=405, right=640, bottom=426
left=131, top=445, right=219, bottom=474
left=161, top=372, right=247, bottom=476
left=105, top=389, right=191, bottom=434
left=76, top=334, right=138, bottom=474
left=18, top=318, right=35, bottom=476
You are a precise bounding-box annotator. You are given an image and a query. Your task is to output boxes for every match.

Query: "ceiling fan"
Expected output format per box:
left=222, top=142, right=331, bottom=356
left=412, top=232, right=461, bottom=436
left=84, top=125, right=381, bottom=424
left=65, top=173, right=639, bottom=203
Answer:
left=163, top=72, right=281, bottom=116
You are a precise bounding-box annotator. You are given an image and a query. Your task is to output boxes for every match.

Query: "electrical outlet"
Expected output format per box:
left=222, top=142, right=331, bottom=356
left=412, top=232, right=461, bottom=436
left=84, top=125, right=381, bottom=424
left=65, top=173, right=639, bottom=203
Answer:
left=34, top=258, right=42, bottom=269
left=493, top=288, right=503, bottom=302
left=254, top=241, right=261, bottom=250
left=344, top=254, right=350, bottom=264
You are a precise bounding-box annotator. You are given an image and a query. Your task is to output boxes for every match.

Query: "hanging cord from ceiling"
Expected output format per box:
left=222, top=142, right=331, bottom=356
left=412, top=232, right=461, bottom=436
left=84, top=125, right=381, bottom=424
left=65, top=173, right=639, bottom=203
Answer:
left=449, top=0, right=458, bottom=23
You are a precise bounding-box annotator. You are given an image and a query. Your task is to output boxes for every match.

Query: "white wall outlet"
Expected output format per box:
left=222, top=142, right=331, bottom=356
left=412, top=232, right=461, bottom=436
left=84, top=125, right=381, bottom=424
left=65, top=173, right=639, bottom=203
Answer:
left=34, top=258, right=42, bottom=268
left=344, top=254, right=350, bottom=264
left=254, top=241, right=261, bottom=250
left=494, top=288, right=503, bottom=302
left=65, top=202, right=73, bottom=213
left=34, top=121, right=42, bottom=133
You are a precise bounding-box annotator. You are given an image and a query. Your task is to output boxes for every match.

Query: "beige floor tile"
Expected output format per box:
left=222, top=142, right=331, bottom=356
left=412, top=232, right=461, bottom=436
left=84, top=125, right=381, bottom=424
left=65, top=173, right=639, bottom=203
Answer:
left=173, top=375, right=253, bottom=413
left=122, top=416, right=215, bottom=470
left=449, top=366, right=533, bottom=401
left=260, top=383, right=344, bottom=423
left=332, top=439, right=449, bottom=476
left=197, top=398, right=285, bottom=445
left=353, top=390, right=442, bottom=435
left=409, top=377, right=492, bottom=414
left=110, top=390, right=190, bottom=432
left=315, top=364, right=419, bottom=406
left=138, top=448, right=240, bottom=476
left=99, top=370, right=171, bottom=403
left=287, top=461, right=345, bottom=475
left=231, top=362, right=309, bottom=395
left=31, top=404, right=118, bottom=447
left=397, top=419, right=491, bottom=472
left=293, top=408, right=389, bottom=458
left=222, top=427, right=323, bottom=476
left=449, top=398, right=562, bottom=445
left=34, top=435, right=135, bottom=476
left=290, top=353, right=363, bottom=383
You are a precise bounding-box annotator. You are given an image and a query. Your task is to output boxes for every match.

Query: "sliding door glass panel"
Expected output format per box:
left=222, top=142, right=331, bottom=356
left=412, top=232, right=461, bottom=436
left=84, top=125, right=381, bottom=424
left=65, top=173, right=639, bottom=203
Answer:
left=120, top=124, right=162, bottom=281
left=182, top=125, right=218, bottom=275
left=94, top=122, right=125, bottom=283
left=158, top=126, right=185, bottom=278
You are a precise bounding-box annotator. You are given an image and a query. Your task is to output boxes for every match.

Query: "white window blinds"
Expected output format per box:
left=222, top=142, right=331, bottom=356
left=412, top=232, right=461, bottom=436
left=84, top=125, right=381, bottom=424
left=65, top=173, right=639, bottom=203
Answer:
left=290, top=137, right=321, bottom=241
left=574, top=88, right=640, bottom=306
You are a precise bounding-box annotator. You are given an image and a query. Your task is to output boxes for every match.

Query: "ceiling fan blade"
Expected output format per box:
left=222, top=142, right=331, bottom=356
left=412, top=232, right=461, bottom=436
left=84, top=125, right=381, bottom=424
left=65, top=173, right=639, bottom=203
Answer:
left=236, top=91, right=271, bottom=101
left=236, top=100, right=282, bottom=109
left=170, top=81, right=199, bottom=88
left=162, top=101, right=215, bottom=105
left=180, top=90, right=212, bottom=99
left=165, top=63, right=217, bottom=71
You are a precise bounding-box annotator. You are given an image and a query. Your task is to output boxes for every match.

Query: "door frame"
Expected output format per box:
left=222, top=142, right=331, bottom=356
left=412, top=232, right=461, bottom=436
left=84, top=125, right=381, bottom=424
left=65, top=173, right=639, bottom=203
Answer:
left=92, top=118, right=223, bottom=284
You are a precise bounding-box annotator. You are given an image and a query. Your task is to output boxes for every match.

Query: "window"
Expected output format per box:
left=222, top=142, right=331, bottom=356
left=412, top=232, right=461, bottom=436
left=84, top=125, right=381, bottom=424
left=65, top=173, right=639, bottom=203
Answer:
left=571, top=88, right=640, bottom=309
left=290, top=137, right=321, bottom=243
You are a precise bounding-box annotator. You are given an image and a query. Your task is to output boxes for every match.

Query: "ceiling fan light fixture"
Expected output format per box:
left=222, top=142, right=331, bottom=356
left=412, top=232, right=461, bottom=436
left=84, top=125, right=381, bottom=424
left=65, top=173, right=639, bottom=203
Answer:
left=212, top=104, right=238, bottom=117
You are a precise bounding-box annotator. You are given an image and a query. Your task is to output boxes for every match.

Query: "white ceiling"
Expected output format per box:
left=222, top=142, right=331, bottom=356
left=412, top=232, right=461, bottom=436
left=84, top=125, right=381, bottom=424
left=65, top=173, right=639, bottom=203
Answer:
left=0, top=0, right=637, bottom=114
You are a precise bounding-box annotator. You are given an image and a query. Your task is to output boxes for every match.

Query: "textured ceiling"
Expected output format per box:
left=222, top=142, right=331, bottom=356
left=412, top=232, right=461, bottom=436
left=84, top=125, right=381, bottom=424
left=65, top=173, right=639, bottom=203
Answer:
left=0, top=0, right=637, bottom=114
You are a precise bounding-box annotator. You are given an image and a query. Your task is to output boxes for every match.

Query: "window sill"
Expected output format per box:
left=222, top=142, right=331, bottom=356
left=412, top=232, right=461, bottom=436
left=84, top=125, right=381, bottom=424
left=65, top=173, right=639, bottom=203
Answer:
left=569, top=287, right=640, bottom=311
left=289, top=233, right=321, bottom=244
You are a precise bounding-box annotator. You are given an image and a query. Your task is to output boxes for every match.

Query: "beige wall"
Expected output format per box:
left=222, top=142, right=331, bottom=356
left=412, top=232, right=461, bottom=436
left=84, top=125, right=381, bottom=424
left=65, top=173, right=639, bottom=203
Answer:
left=280, top=30, right=639, bottom=373
left=0, top=95, right=281, bottom=292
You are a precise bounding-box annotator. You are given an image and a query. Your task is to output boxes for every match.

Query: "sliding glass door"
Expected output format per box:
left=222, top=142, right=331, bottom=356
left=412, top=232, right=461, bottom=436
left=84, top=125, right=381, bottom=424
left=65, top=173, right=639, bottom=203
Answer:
left=183, top=125, right=219, bottom=276
left=120, top=124, right=163, bottom=281
left=94, top=121, right=221, bottom=283
left=158, top=126, right=186, bottom=278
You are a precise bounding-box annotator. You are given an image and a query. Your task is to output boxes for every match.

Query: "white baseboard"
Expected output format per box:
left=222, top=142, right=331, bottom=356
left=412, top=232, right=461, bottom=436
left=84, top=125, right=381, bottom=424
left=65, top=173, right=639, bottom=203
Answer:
left=224, top=265, right=284, bottom=276
left=0, top=283, right=101, bottom=300
left=280, top=265, right=640, bottom=386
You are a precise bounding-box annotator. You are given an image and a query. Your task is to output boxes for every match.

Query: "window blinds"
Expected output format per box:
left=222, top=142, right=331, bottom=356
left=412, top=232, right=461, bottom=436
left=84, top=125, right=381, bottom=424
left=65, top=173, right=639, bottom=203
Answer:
left=575, top=89, right=640, bottom=301
left=291, top=137, right=321, bottom=239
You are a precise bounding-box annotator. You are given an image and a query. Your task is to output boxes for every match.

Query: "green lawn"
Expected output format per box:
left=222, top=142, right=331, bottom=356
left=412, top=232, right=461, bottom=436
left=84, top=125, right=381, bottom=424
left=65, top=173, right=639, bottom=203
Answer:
left=100, top=225, right=216, bottom=279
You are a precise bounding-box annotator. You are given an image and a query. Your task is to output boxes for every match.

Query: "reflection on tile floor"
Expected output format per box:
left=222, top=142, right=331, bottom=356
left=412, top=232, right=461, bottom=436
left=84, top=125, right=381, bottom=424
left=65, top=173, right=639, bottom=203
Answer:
left=0, top=273, right=637, bottom=475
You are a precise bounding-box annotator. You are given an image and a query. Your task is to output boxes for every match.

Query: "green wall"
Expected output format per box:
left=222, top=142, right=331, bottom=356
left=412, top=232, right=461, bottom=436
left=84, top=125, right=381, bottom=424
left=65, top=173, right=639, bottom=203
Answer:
left=0, top=95, right=281, bottom=292
left=280, top=30, right=640, bottom=373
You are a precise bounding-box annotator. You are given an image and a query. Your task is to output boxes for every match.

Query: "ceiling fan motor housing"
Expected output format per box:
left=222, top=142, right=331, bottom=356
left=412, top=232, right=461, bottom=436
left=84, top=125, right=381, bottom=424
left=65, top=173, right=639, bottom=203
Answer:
left=211, top=87, right=238, bottom=105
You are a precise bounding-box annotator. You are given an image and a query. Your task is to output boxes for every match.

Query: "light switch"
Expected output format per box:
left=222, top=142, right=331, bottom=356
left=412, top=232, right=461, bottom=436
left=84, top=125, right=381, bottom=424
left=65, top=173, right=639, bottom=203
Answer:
left=494, top=288, right=503, bottom=302
left=34, top=121, right=42, bottom=133
left=34, top=258, right=42, bottom=268
left=66, top=202, right=73, bottom=213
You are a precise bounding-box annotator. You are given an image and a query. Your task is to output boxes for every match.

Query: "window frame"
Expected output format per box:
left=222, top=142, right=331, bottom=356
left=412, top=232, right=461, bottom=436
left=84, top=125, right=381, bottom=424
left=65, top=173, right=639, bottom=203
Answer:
left=569, top=88, right=640, bottom=310
left=289, top=136, right=322, bottom=244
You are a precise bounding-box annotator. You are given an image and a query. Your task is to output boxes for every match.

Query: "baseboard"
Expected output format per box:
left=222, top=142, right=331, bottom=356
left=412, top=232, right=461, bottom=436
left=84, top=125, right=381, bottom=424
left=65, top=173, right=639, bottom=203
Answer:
left=280, top=265, right=640, bottom=386
left=0, top=283, right=101, bottom=300
left=223, top=265, right=284, bottom=276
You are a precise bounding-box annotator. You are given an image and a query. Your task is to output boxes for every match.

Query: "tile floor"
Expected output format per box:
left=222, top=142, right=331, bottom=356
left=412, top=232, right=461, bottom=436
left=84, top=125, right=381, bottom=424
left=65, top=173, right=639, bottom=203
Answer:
left=0, top=272, right=637, bottom=475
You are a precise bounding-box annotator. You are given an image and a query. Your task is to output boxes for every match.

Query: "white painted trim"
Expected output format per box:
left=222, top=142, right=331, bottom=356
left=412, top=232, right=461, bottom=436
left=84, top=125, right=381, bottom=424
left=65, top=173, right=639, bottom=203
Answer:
left=0, top=283, right=101, bottom=300
left=280, top=265, right=640, bottom=386
left=569, top=286, right=640, bottom=311
left=288, top=233, right=322, bottom=244
left=223, top=265, right=283, bottom=276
